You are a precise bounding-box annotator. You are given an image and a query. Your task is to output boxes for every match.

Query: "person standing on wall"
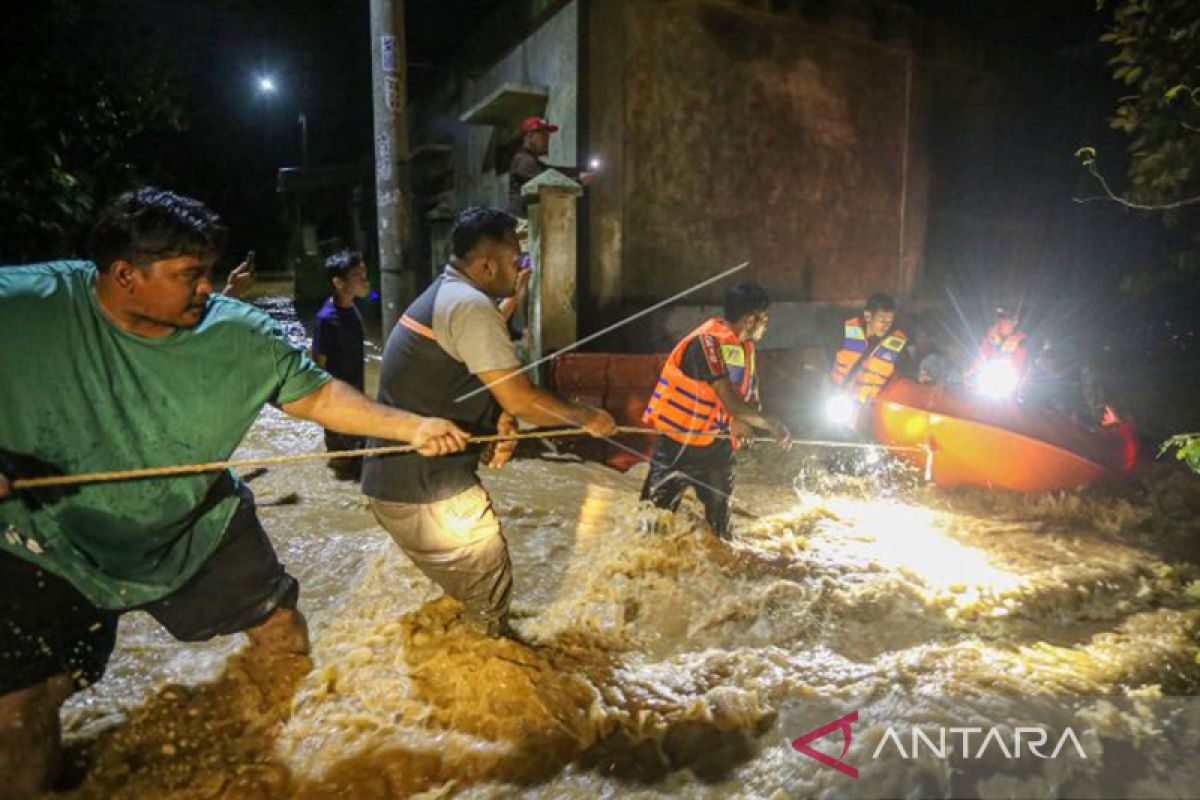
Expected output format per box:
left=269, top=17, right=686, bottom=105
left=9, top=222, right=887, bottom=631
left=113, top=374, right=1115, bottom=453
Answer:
left=506, top=116, right=596, bottom=218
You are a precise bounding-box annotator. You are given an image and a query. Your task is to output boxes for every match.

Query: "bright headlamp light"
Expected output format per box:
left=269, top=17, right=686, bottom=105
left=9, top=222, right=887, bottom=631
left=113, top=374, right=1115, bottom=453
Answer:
left=976, top=359, right=1019, bottom=400
left=825, top=394, right=858, bottom=427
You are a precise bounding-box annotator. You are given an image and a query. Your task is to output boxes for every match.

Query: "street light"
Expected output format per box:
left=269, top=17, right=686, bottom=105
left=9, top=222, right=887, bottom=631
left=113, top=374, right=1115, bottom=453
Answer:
left=253, top=73, right=308, bottom=168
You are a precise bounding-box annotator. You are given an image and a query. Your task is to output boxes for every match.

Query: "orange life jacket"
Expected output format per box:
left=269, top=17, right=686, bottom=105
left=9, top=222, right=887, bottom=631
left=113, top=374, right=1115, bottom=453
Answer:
left=643, top=318, right=757, bottom=447
left=978, top=331, right=1028, bottom=363
left=972, top=331, right=1030, bottom=383
left=829, top=316, right=908, bottom=403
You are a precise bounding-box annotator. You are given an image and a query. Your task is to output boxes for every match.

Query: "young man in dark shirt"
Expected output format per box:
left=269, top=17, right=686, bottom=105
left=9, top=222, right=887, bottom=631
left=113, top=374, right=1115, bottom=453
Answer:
left=311, top=250, right=370, bottom=480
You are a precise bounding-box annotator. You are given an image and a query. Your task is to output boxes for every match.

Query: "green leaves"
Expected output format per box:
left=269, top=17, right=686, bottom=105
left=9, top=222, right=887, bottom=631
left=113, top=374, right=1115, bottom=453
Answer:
left=0, top=1, right=187, bottom=261
left=1096, top=0, right=1200, bottom=207
left=1161, top=434, right=1200, bottom=473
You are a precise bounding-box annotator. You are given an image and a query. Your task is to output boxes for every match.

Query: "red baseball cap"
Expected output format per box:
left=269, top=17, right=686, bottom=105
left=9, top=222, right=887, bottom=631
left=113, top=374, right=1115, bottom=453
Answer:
left=521, top=116, right=559, bottom=133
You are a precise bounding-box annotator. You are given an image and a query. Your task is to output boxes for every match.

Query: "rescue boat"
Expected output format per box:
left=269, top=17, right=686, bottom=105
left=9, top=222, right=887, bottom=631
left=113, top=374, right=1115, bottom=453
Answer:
left=871, top=378, right=1137, bottom=492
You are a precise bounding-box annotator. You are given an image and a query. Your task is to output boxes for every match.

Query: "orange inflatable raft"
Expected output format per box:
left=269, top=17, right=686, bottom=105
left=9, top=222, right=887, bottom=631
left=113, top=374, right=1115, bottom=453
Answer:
left=871, top=378, right=1137, bottom=492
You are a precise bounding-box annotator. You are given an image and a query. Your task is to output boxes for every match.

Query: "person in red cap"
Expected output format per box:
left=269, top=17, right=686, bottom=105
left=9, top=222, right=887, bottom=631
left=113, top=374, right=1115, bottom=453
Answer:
left=507, top=116, right=595, bottom=217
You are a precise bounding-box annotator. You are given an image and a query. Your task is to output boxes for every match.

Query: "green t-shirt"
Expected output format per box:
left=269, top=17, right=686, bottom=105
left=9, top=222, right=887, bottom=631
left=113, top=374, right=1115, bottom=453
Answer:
left=0, top=261, right=331, bottom=609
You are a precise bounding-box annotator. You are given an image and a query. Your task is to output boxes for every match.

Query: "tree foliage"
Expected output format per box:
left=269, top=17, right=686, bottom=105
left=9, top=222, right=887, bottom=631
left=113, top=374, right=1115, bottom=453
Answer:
left=0, top=0, right=187, bottom=262
left=1099, top=0, right=1200, bottom=202
left=1091, top=2, right=1200, bottom=473
left=1161, top=434, right=1200, bottom=473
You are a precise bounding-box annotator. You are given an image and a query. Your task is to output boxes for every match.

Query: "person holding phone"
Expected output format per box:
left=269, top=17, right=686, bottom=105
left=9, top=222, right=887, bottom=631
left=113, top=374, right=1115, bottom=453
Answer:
left=222, top=249, right=256, bottom=299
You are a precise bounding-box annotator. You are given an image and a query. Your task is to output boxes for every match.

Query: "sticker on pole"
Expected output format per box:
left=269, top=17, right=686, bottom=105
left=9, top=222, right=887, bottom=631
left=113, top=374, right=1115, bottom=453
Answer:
left=381, top=35, right=397, bottom=73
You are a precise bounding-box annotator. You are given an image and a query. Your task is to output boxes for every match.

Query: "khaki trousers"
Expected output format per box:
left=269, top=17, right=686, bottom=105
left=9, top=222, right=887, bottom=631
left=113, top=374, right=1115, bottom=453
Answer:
left=368, top=485, right=512, bottom=635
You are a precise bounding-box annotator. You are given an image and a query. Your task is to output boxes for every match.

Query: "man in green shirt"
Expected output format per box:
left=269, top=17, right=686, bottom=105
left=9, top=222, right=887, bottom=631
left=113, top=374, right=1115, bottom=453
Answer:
left=0, top=187, right=469, bottom=797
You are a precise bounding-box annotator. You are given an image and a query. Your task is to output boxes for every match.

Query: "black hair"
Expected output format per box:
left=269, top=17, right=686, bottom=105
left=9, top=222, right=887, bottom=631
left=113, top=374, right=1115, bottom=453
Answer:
left=865, top=292, right=896, bottom=313
left=325, top=249, right=363, bottom=285
left=87, top=187, right=226, bottom=273
left=450, top=207, right=518, bottom=259
left=724, top=282, right=771, bottom=324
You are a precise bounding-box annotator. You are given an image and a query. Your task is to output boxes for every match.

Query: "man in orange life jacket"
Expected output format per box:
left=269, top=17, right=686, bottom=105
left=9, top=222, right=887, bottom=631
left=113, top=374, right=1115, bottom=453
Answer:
left=966, top=307, right=1031, bottom=396
left=641, top=283, right=791, bottom=540
left=827, top=292, right=910, bottom=428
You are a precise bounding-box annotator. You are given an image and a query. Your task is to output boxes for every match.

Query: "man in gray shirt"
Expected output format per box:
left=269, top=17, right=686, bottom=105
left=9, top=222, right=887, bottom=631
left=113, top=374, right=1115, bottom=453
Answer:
left=361, top=207, right=616, bottom=637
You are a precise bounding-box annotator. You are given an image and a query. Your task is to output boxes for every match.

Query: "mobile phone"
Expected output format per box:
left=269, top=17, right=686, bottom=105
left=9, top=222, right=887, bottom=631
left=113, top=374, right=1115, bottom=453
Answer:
left=245, top=250, right=256, bottom=271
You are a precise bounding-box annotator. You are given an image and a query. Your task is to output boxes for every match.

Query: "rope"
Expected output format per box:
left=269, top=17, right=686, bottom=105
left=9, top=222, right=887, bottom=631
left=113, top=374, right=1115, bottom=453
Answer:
left=9, top=425, right=933, bottom=491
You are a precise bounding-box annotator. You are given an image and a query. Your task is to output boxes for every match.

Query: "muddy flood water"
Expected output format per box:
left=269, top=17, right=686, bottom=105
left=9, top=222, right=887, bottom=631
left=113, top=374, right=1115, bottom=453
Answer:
left=51, top=300, right=1200, bottom=800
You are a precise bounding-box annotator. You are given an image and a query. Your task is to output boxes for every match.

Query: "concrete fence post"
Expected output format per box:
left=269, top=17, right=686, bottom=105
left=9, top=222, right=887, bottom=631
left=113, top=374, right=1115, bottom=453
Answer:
left=521, top=169, right=583, bottom=384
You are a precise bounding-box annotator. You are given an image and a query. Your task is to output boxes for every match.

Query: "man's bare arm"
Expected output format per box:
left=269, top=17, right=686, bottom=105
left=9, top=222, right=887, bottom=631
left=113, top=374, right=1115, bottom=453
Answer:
left=475, top=368, right=616, bottom=435
left=712, top=378, right=790, bottom=444
left=280, top=380, right=469, bottom=456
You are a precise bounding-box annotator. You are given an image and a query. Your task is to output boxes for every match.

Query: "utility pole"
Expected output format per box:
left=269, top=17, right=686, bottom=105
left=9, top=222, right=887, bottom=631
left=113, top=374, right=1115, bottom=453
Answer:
left=369, top=0, right=413, bottom=333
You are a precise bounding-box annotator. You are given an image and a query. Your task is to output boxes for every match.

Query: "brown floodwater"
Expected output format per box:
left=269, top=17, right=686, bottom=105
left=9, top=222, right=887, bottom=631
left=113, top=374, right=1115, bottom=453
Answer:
left=51, top=296, right=1200, bottom=800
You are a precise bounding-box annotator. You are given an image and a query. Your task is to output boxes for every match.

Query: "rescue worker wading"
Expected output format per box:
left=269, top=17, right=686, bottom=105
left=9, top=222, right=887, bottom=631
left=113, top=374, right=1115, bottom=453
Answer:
left=641, top=283, right=791, bottom=540
left=828, top=292, right=909, bottom=428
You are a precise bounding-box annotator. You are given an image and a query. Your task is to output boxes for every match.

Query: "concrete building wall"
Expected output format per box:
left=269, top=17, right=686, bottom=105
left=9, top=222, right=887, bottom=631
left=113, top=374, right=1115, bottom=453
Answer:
left=455, top=1, right=580, bottom=210
left=586, top=0, right=926, bottom=350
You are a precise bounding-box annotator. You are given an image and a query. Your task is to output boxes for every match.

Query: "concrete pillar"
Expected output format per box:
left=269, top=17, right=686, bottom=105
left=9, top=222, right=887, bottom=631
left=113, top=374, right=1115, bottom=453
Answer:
left=522, top=169, right=583, bottom=382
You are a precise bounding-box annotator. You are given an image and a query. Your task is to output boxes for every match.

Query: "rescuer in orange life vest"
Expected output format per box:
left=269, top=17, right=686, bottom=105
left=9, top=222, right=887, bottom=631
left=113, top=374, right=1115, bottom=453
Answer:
left=641, top=283, right=791, bottom=540
left=965, top=306, right=1032, bottom=400
left=826, top=292, right=911, bottom=429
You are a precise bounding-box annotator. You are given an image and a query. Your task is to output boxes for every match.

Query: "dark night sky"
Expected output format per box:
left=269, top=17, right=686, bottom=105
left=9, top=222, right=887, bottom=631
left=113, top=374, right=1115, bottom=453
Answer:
left=59, top=0, right=511, bottom=264
left=1, top=0, right=1115, bottom=267
left=38, top=0, right=1111, bottom=176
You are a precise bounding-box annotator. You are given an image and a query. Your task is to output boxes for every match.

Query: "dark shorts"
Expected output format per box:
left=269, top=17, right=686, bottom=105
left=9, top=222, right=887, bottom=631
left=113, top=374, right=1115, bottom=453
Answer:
left=0, top=483, right=298, bottom=695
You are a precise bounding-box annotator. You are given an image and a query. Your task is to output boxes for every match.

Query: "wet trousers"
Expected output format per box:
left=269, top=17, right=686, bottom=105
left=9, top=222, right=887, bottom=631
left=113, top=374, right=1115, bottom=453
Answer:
left=639, top=437, right=734, bottom=538
left=368, top=485, right=512, bottom=635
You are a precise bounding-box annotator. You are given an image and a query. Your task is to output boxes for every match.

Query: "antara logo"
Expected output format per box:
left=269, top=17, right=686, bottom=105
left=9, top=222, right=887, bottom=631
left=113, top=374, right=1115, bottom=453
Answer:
left=791, top=710, right=859, bottom=778
left=792, top=711, right=1088, bottom=779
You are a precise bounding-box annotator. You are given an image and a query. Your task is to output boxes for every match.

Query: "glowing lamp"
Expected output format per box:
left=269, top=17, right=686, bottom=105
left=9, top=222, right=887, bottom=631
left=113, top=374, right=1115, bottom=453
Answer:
left=975, top=359, right=1019, bottom=400
left=825, top=394, right=858, bottom=428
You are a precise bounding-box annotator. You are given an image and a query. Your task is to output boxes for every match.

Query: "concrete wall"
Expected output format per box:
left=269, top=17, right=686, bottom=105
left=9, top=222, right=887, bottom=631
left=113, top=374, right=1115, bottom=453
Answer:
left=586, top=0, right=926, bottom=350
left=455, top=1, right=580, bottom=210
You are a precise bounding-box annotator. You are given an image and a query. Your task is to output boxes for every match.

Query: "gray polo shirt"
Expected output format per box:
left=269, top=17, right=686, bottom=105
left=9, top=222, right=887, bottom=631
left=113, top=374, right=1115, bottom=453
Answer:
left=432, top=266, right=521, bottom=374
left=361, top=265, right=520, bottom=504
